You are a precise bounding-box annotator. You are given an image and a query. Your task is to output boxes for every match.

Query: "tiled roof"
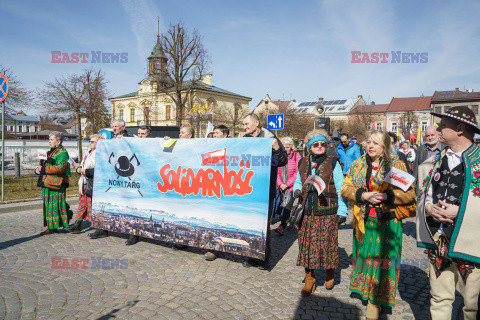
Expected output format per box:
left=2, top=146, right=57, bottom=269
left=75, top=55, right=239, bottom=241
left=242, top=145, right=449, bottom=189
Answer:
left=386, top=96, right=432, bottom=112
left=64, top=118, right=78, bottom=129
left=350, top=104, right=389, bottom=114
left=254, top=99, right=294, bottom=110
left=431, top=89, right=480, bottom=103
left=5, top=113, right=39, bottom=122
left=111, top=80, right=251, bottom=101
left=110, top=91, right=139, bottom=99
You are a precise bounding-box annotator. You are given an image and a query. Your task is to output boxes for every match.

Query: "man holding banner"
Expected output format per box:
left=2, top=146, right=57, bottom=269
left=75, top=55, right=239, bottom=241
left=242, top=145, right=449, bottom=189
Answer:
left=242, top=113, right=288, bottom=270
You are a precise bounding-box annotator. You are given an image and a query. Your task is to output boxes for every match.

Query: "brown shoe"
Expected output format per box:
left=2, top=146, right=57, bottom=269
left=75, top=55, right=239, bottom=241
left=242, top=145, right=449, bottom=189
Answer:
left=325, top=269, right=335, bottom=290
left=301, top=270, right=316, bottom=297
left=366, top=301, right=381, bottom=320
left=40, top=229, right=55, bottom=235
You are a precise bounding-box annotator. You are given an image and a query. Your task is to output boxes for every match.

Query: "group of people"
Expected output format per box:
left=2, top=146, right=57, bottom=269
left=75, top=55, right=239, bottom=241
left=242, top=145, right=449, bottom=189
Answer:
left=34, top=106, right=479, bottom=320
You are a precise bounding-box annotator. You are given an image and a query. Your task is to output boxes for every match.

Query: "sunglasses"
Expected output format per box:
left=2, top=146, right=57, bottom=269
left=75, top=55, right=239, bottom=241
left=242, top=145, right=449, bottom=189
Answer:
left=312, top=141, right=327, bottom=148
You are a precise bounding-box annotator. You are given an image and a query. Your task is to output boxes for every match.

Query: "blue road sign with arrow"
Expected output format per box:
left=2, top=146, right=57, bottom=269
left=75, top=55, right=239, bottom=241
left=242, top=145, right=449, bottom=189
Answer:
left=267, top=114, right=284, bottom=130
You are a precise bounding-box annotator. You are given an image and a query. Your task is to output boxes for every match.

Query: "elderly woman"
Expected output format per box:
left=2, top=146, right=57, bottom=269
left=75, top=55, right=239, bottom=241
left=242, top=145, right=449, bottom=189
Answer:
left=274, top=136, right=302, bottom=235
left=293, top=129, right=347, bottom=295
left=35, top=131, right=71, bottom=235
left=66, top=134, right=103, bottom=233
left=341, top=131, right=416, bottom=320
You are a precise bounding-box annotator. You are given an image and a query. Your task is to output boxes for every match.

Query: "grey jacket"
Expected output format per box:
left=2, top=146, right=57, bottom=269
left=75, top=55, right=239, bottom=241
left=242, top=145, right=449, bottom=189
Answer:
left=413, top=142, right=444, bottom=190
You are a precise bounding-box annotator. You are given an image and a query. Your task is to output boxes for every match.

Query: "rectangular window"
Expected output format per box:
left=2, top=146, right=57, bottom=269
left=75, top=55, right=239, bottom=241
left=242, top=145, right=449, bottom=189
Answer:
left=366, top=123, right=372, bottom=130
left=472, top=105, right=478, bottom=115
left=444, top=106, right=450, bottom=112
left=421, top=121, right=428, bottom=131
left=376, top=122, right=382, bottom=130
left=130, top=108, right=135, bottom=122
left=391, top=122, right=397, bottom=131
left=26, top=125, right=30, bottom=132
left=18, top=125, right=22, bottom=133
left=119, top=110, right=124, bottom=120
left=9, top=125, right=13, bottom=131
left=435, top=106, right=442, bottom=114
left=166, top=105, right=171, bottom=120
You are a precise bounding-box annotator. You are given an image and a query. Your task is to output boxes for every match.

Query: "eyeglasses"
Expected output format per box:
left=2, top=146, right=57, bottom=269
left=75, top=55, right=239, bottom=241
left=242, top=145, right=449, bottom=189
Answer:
left=312, top=141, right=327, bottom=148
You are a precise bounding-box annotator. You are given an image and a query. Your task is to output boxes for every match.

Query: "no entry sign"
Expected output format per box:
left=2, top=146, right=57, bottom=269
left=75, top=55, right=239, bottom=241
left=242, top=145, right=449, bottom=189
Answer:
left=0, top=75, right=8, bottom=102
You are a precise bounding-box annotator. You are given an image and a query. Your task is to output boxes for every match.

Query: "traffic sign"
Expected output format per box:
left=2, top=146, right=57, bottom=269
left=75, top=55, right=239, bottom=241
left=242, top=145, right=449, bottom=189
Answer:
left=0, top=75, right=8, bottom=102
left=267, top=114, right=284, bottom=130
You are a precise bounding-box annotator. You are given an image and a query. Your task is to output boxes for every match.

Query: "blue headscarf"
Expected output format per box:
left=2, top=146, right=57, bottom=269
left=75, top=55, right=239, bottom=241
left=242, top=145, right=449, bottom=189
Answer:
left=307, top=135, right=328, bottom=150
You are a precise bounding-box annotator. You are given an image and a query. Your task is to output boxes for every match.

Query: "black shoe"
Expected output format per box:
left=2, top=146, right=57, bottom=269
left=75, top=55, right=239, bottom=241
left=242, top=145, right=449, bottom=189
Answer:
left=66, top=220, right=82, bottom=233
left=89, top=229, right=108, bottom=239
left=125, top=235, right=139, bottom=246
left=242, top=258, right=268, bottom=270
left=337, top=216, right=347, bottom=225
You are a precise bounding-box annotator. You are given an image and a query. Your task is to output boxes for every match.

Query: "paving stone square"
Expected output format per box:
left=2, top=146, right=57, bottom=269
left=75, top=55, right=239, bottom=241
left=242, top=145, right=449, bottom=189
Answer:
left=0, top=205, right=466, bottom=319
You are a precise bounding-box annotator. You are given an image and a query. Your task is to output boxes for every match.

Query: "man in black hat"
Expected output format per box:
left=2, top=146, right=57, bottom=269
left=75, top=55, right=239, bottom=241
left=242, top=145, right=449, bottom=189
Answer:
left=416, top=106, right=480, bottom=320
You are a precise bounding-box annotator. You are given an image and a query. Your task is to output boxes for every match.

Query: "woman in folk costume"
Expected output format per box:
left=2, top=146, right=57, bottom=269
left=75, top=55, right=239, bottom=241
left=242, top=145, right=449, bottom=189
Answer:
left=35, top=131, right=72, bottom=235
left=341, top=131, right=416, bottom=320
left=293, top=129, right=347, bottom=296
left=66, top=134, right=103, bottom=233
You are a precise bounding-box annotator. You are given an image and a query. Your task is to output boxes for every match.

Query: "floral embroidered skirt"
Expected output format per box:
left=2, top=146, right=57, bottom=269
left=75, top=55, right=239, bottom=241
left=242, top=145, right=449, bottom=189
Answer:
left=350, top=217, right=402, bottom=307
left=297, top=212, right=339, bottom=270
left=75, top=192, right=92, bottom=222
left=42, top=188, right=69, bottom=229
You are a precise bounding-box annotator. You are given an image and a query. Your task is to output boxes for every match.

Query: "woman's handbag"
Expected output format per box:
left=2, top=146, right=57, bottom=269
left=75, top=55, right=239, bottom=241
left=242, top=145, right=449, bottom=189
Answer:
left=280, top=189, right=292, bottom=208
left=43, top=175, right=64, bottom=190
left=394, top=201, right=417, bottom=220
left=84, top=177, right=94, bottom=197
left=289, top=197, right=304, bottom=227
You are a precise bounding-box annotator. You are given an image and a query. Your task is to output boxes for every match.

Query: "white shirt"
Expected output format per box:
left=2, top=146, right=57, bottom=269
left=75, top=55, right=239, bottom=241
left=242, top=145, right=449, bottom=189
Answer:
left=425, top=148, right=463, bottom=205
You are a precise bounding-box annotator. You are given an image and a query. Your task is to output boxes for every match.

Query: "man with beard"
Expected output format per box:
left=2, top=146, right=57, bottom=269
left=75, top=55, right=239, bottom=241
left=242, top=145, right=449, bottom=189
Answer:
left=414, top=126, right=444, bottom=192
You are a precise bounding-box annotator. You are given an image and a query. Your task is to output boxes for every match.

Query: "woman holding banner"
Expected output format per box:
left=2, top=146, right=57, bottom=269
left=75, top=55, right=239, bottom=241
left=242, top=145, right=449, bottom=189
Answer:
left=35, top=131, right=72, bottom=235
left=293, top=129, right=347, bottom=296
left=66, top=134, right=103, bottom=233
left=341, top=131, right=416, bottom=320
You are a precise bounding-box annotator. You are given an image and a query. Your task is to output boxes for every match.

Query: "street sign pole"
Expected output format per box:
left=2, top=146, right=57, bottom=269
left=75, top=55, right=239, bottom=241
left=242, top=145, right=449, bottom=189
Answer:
left=0, top=73, right=10, bottom=202
left=2, top=99, right=5, bottom=201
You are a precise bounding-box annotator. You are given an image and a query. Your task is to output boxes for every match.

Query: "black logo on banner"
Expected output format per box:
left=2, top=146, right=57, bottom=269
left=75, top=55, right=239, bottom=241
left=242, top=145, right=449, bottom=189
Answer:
left=105, top=152, right=143, bottom=196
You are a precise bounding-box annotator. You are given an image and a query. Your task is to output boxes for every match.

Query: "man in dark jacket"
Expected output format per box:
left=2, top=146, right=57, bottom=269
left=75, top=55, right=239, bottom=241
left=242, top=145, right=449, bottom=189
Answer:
left=242, top=113, right=288, bottom=270
left=413, top=126, right=444, bottom=191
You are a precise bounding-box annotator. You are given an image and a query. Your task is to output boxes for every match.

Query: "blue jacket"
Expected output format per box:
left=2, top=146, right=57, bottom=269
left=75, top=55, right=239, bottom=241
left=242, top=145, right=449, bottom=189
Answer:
left=336, top=140, right=361, bottom=174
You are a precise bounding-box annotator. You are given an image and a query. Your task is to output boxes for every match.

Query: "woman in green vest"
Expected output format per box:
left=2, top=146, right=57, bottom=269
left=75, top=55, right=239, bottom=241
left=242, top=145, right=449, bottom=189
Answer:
left=35, top=131, right=71, bottom=235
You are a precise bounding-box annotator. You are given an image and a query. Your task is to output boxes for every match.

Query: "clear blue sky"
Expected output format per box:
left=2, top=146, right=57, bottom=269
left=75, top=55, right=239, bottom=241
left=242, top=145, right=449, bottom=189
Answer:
left=2, top=0, right=480, bottom=114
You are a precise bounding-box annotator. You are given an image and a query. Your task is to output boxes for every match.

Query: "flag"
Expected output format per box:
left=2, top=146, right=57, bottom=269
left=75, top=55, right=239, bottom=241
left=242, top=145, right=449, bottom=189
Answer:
left=396, top=126, right=405, bottom=143
left=205, top=121, right=214, bottom=138
left=416, top=125, right=423, bottom=146
left=202, top=148, right=226, bottom=165
left=68, top=157, right=76, bottom=169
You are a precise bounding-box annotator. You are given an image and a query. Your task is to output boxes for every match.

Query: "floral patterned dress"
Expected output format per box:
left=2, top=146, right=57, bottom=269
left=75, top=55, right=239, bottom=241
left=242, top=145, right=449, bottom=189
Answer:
left=40, top=146, right=71, bottom=229
left=341, top=155, right=416, bottom=307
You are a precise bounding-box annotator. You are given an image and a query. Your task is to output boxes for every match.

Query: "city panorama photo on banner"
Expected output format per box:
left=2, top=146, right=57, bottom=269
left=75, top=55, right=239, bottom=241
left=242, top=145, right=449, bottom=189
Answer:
left=91, top=137, right=272, bottom=260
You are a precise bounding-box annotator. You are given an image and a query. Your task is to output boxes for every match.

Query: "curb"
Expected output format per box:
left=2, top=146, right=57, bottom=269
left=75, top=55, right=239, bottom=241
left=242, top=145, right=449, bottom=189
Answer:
left=0, top=196, right=79, bottom=214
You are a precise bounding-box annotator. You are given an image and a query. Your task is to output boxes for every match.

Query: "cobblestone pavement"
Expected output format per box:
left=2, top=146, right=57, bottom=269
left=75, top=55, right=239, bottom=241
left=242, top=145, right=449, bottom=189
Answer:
left=0, top=206, right=466, bottom=320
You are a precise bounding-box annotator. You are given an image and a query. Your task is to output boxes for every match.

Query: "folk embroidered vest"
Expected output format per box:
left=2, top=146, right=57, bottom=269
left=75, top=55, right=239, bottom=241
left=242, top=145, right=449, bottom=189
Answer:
left=299, top=155, right=338, bottom=216
left=429, top=155, right=465, bottom=239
